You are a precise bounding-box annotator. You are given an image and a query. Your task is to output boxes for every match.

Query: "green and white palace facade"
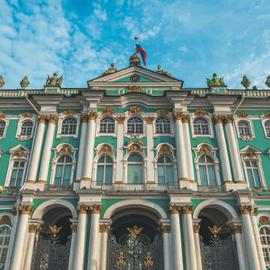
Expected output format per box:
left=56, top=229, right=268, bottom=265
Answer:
left=0, top=55, right=270, bottom=270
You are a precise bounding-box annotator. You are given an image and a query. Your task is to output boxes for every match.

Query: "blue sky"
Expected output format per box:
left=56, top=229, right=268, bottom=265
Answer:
left=1, top=0, right=270, bottom=89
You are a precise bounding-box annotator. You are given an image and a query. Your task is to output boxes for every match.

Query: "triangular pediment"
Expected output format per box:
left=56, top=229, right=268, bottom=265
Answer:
left=87, top=66, right=183, bottom=90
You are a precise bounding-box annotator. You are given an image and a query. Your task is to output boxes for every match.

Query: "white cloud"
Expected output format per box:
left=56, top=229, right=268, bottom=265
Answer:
left=93, top=4, right=107, bottom=21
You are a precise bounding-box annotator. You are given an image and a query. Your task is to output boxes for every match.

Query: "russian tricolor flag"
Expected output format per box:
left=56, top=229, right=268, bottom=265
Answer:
left=135, top=37, right=147, bottom=66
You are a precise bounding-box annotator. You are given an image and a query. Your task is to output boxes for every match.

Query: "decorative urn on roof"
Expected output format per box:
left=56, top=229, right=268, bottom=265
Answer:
left=206, top=73, right=226, bottom=88
left=241, top=75, right=251, bottom=89
left=46, top=73, right=63, bottom=87
left=0, top=76, right=5, bottom=88
left=20, top=76, right=30, bottom=89
left=103, top=63, right=117, bottom=76
left=129, top=53, right=141, bottom=67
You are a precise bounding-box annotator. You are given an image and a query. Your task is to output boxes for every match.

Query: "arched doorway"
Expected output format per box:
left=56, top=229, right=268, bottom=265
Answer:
left=107, top=207, right=163, bottom=270
left=199, top=207, right=239, bottom=270
left=31, top=206, right=72, bottom=270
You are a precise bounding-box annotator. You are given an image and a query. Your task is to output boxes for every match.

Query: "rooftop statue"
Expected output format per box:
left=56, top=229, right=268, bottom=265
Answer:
left=265, top=75, right=270, bottom=88
left=46, top=73, right=63, bottom=87
left=103, top=63, right=117, bottom=75
left=241, top=75, right=251, bottom=89
left=20, top=76, right=30, bottom=89
left=0, top=76, right=5, bottom=88
left=156, top=65, right=172, bottom=77
left=206, top=73, right=225, bottom=87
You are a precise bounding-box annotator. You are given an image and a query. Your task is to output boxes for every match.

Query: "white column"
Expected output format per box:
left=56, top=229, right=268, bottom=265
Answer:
left=88, top=205, right=101, bottom=270
left=224, top=116, right=243, bottom=181
left=75, top=115, right=88, bottom=181
left=68, top=223, right=77, bottom=270
left=182, top=115, right=195, bottom=181
left=115, top=116, right=125, bottom=183
left=10, top=205, right=32, bottom=270
left=27, top=115, right=46, bottom=181
left=182, top=206, right=197, bottom=270
left=146, top=117, right=155, bottom=183
left=174, top=113, right=188, bottom=183
left=23, top=224, right=40, bottom=270
left=231, top=224, right=247, bottom=270
left=251, top=213, right=266, bottom=269
left=82, top=112, right=97, bottom=184
left=99, top=222, right=110, bottom=270
left=193, top=223, right=202, bottom=270
left=161, top=224, right=171, bottom=270
left=73, top=205, right=88, bottom=270
left=240, top=205, right=261, bottom=269
left=214, top=116, right=232, bottom=182
left=170, top=205, right=183, bottom=270
left=38, top=115, right=57, bottom=182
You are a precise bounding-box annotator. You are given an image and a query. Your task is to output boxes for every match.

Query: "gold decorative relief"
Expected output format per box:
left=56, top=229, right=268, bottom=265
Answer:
left=230, top=224, right=242, bottom=234
left=264, top=112, right=270, bottom=119
left=173, top=112, right=182, bottom=121
left=89, top=111, right=97, bottom=120
left=19, top=205, right=32, bottom=215
left=169, top=204, right=181, bottom=214
left=208, top=225, right=222, bottom=237
left=38, top=114, right=47, bottom=124
left=181, top=205, right=193, bottom=214
left=244, top=148, right=259, bottom=159
left=49, top=225, right=62, bottom=238
left=239, top=205, right=252, bottom=215
left=12, top=150, right=26, bottom=158
left=48, top=115, right=58, bottom=124
left=158, top=144, right=171, bottom=155
left=259, top=216, right=270, bottom=225
left=0, top=215, right=10, bottom=224
left=181, top=114, right=190, bottom=123
left=63, top=110, right=76, bottom=116
left=102, top=107, right=115, bottom=115
left=70, top=223, right=78, bottom=232
left=81, top=114, right=89, bottom=123
left=59, top=144, right=72, bottom=155
left=144, top=252, right=154, bottom=268
left=22, top=112, right=33, bottom=118
left=89, top=204, right=102, bottom=214
left=199, top=144, right=212, bottom=155
left=160, top=224, right=171, bottom=233
left=194, top=108, right=208, bottom=116
left=128, top=85, right=141, bottom=92
left=77, top=204, right=89, bottom=214
left=116, top=251, right=126, bottom=268
left=116, top=116, right=125, bottom=124
left=127, top=226, right=143, bottom=236
left=128, top=142, right=142, bottom=153
left=128, top=106, right=141, bottom=115
left=237, top=111, right=248, bottom=118
left=145, top=116, right=155, bottom=124
left=99, top=144, right=112, bottom=155
left=193, top=224, right=200, bottom=233
left=99, top=224, right=110, bottom=233
left=156, top=109, right=167, bottom=117
left=0, top=112, right=6, bottom=119
left=213, top=114, right=223, bottom=124
left=28, top=224, right=39, bottom=233
left=223, top=114, right=234, bottom=124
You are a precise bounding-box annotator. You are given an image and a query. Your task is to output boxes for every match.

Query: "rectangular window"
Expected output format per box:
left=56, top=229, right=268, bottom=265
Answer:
left=10, top=160, right=26, bottom=187
left=128, top=164, right=143, bottom=184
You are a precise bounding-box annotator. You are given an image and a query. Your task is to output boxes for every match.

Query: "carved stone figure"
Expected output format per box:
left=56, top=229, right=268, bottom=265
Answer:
left=103, top=63, right=117, bottom=75
left=46, top=73, right=63, bottom=87
left=265, top=75, right=270, bottom=88
left=0, top=76, right=5, bottom=88
left=206, top=73, right=225, bottom=87
left=156, top=65, right=172, bottom=77
left=20, top=76, right=30, bottom=88
left=241, top=75, right=251, bottom=89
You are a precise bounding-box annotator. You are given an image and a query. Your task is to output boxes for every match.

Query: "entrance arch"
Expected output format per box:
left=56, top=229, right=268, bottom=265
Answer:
left=106, top=202, right=165, bottom=270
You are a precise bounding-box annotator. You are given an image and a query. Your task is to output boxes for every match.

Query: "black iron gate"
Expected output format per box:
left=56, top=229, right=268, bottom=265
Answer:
left=107, top=227, right=163, bottom=270
left=200, top=235, right=239, bottom=270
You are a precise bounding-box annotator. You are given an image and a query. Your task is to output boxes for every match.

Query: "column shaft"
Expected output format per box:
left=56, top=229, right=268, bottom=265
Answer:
left=39, top=117, right=57, bottom=181
left=234, top=232, right=247, bottom=270
left=214, top=120, right=232, bottom=181
left=224, top=120, right=243, bottom=181
left=161, top=224, right=171, bottom=270
left=68, top=224, right=77, bottom=270
left=10, top=206, right=31, bottom=270
left=146, top=117, right=155, bottom=183
left=27, top=117, right=46, bottom=181
left=193, top=224, right=202, bottom=270
left=99, top=224, right=110, bottom=270
left=73, top=208, right=87, bottom=270
left=115, top=117, right=124, bottom=183
left=75, top=119, right=87, bottom=180
left=182, top=118, right=194, bottom=181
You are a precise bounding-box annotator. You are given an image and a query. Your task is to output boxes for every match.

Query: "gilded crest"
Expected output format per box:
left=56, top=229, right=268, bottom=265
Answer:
left=237, top=111, right=248, bottom=118
left=156, top=109, right=167, bottom=117
left=264, top=112, right=270, bottom=119
left=0, top=112, right=6, bottom=119
left=199, top=144, right=211, bottom=155
left=208, top=225, right=222, bottom=237
left=127, top=225, right=143, bottom=236
left=49, top=225, right=62, bottom=238
left=259, top=216, right=270, bottom=225
left=159, top=144, right=171, bottom=155
left=63, top=110, right=76, bottom=116
left=99, top=144, right=112, bottom=155
left=128, top=106, right=141, bottom=115
left=22, top=112, right=33, bottom=118
left=194, top=108, right=208, bottom=117
left=59, top=145, right=72, bottom=155
left=128, top=85, right=141, bottom=92
left=102, top=107, right=114, bottom=115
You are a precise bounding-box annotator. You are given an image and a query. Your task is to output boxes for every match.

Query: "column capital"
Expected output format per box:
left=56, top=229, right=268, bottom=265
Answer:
left=77, top=204, right=89, bottom=214
left=71, top=223, right=78, bottom=233
left=223, top=114, right=234, bottom=124
left=169, top=204, right=181, bottom=214
left=193, top=223, right=200, bottom=233
left=28, top=224, right=40, bottom=233
left=99, top=223, right=110, bottom=233
left=80, top=113, right=89, bottom=123
left=230, top=223, right=242, bottom=234
left=239, top=205, right=253, bottom=215
left=19, top=204, right=32, bottom=215
left=213, top=114, right=224, bottom=124
left=181, top=205, right=193, bottom=214
left=181, top=114, right=190, bottom=123
left=89, top=204, right=102, bottom=214
left=116, top=116, right=125, bottom=124
left=88, top=111, right=97, bottom=121
left=145, top=116, right=155, bottom=124
left=160, top=224, right=171, bottom=233
left=173, top=112, right=183, bottom=121
left=47, top=114, right=58, bottom=124
left=38, top=114, right=47, bottom=124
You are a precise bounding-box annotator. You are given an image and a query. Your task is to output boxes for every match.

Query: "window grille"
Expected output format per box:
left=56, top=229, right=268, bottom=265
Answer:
left=265, top=120, right=270, bottom=137
left=238, top=120, right=251, bottom=137
left=96, top=155, right=113, bottom=185
left=0, top=226, right=10, bottom=267
left=193, top=118, right=209, bottom=135
left=20, top=120, right=33, bottom=136
left=61, top=118, right=77, bottom=135
left=245, top=159, right=261, bottom=188
left=198, top=155, right=217, bottom=186
left=54, top=155, right=73, bottom=186
left=157, top=155, right=174, bottom=185
left=156, top=117, right=171, bottom=134
left=0, top=121, right=5, bottom=136
left=127, top=117, right=143, bottom=134
left=100, top=117, right=115, bottom=133
left=127, top=154, right=143, bottom=184
left=260, top=226, right=270, bottom=265
left=10, top=160, right=26, bottom=187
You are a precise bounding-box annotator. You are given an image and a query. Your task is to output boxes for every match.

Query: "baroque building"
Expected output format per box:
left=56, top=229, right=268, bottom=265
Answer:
left=0, top=55, right=270, bottom=270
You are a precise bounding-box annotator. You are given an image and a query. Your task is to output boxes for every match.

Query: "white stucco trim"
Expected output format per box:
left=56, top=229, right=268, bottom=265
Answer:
left=103, top=199, right=168, bottom=219
left=32, top=199, right=77, bottom=219
left=193, top=199, right=238, bottom=219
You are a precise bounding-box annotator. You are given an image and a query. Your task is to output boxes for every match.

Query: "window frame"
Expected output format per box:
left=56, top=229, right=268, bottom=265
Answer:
left=54, top=155, right=73, bottom=186
left=95, top=155, right=114, bottom=186
left=156, top=155, right=175, bottom=185
left=262, top=118, right=270, bottom=139
left=126, top=153, right=145, bottom=184
left=155, top=117, right=171, bottom=135
left=127, top=116, right=144, bottom=134
left=57, top=114, right=80, bottom=138
left=235, top=118, right=255, bottom=140
left=191, top=115, right=213, bottom=138
left=60, top=117, right=78, bottom=136
left=198, top=155, right=218, bottom=186
left=260, top=225, right=270, bottom=266
left=16, top=116, right=35, bottom=140
left=0, top=118, right=8, bottom=139
left=0, top=225, right=11, bottom=268
left=99, top=116, right=115, bottom=134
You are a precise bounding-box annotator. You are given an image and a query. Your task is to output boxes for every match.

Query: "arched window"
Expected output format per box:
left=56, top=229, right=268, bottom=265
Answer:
left=260, top=226, right=270, bottom=265
left=127, top=117, right=143, bottom=134
left=20, top=120, right=33, bottom=136
left=193, top=118, right=209, bottom=135
left=157, top=156, right=174, bottom=185
left=198, top=155, right=217, bottom=186
left=0, top=226, right=11, bottom=267
left=265, top=120, right=270, bottom=137
left=238, top=120, right=251, bottom=137
left=61, top=117, right=77, bottom=135
left=156, top=117, right=171, bottom=134
left=127, top=154, right=143, bottom=184
left=245, top=159, right=261, bottom=188
left=100, top=117, right=115, bottom=133
left=0, top=120, right=6, bottom=136
left=10, top=160, right=26, bottom=187
left=54, top=155, right=73, bottom=186
left=96, top=155, right=113, bottom=185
